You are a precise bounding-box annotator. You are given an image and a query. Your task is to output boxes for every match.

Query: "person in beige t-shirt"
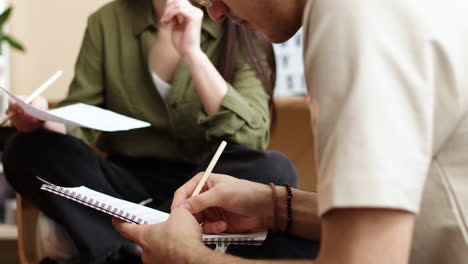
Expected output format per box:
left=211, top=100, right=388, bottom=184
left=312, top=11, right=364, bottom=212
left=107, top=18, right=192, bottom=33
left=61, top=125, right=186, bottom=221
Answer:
left=113, top=0, right=468, bottom=263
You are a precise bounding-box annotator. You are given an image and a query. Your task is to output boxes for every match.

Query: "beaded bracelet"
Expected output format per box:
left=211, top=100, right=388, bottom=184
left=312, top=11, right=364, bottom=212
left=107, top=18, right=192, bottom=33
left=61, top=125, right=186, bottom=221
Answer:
left=283, top=184, right=293, bottom=234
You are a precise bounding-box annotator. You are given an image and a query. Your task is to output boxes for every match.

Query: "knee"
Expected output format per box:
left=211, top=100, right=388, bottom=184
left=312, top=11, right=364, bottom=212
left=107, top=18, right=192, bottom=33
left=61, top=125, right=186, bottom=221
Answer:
left=2, top=130, right=61, bottom=185
left=3, top=131, right=45, bottom=165
left=264, top=151, right=297, bottom=187
left=2, top=131, right=39, bottom=185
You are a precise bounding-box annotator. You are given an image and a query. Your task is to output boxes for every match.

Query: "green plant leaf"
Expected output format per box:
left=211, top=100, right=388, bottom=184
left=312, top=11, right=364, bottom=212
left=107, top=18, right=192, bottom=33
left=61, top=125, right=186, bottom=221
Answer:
left=0, top=7, right=12, bottom=26
left=3, top=35, right=25, bottom=52
left=0, top=6, right=25, bottom=55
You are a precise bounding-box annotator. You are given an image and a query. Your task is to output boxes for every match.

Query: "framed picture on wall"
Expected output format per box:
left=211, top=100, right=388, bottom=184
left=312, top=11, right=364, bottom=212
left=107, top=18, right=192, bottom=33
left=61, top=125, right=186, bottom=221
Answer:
left=273, top=29, right=306, bottom=97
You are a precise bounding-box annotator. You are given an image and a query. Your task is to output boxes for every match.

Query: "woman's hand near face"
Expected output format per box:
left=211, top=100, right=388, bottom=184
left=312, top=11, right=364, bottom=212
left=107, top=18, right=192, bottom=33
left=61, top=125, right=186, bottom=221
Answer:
left=160, top=0, right=229, bottom=115
left=161, top=0, right=204, bottom=59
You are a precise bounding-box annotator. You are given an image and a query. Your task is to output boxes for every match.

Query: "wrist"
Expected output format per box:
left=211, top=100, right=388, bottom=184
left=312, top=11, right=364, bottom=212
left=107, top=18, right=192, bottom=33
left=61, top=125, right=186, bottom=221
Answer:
left=264, top=184, right=293, bottom=233
left=44, top=122, right=66, bottom=134
left=185, top=243, right=213, bottom=264
left=182, top=47, right=205, bottom=65
left=192, top=245, right=239, bottom=264
left=262, top=183, right=275, bottom=230
left=262, top=184, right=285, bottom=231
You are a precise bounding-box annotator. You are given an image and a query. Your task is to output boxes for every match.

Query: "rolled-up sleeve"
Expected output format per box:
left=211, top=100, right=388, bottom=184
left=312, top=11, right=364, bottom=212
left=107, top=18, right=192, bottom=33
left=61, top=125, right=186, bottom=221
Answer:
left=199, top=50, right=271, bottom=150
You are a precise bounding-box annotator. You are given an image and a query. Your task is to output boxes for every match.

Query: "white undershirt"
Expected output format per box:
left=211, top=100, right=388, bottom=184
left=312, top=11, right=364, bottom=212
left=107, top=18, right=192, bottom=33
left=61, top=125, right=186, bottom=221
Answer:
left=151, top=71, right=172, bottom=101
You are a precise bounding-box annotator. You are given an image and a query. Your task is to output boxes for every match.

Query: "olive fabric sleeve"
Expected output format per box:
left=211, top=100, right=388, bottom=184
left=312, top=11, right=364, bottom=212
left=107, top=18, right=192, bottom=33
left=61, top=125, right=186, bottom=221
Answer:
left=55, top=13, right=105, bottom=145
left=198, top=50, right=271, bottom=150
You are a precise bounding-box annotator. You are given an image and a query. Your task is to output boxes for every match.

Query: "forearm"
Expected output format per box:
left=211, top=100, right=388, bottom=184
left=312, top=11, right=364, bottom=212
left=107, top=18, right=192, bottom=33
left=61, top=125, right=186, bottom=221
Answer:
left=266, top=186, right=321, bottom=240
left=207, top=255, right=315, bottom=264
left=193, top=244, right=315, bottom=264
left=184, top=49, right=228, bottom=115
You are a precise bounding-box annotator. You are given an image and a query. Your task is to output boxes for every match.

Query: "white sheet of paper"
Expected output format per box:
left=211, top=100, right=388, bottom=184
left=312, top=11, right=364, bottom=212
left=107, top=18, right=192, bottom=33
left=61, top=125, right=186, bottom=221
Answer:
left=1, top=87, right=150, bottom=131
left=48, top=104, right=150, bottom=131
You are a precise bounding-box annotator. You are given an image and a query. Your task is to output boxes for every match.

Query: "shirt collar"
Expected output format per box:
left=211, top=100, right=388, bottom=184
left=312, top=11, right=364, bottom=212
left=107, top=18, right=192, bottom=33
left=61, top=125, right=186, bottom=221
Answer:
left=130, top=0, right=223, bottom=40
left=130, top=0, right=155, bottom=36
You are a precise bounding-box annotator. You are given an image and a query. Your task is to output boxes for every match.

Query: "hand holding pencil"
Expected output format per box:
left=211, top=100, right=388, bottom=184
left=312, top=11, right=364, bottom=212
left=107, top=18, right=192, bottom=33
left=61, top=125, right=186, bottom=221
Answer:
left=115, top=141, right=271, bottom=263
left=171, top=141, right=271, bottom=234
left=191, top=140, right=227, bottom=197
left=1, top=70, right=62, bottom=131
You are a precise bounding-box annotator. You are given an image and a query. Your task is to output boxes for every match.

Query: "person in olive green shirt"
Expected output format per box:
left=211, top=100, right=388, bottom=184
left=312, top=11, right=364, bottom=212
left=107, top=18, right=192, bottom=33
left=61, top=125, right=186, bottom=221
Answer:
left=3, top=0, right=316, bottom=263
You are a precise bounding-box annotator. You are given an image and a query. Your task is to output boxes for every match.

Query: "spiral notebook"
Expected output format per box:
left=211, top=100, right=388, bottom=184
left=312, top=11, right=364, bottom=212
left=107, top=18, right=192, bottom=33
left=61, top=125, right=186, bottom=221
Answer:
left=38, top=178, right=268, bottom=251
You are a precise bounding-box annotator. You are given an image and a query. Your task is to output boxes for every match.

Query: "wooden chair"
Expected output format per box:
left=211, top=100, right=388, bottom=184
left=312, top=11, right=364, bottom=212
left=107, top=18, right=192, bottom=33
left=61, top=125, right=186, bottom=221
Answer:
left=16, top=194, right=42, bottom=264
left=15, top=96, right=317, bottom=263
left=268, top=96, right=316, bottom=191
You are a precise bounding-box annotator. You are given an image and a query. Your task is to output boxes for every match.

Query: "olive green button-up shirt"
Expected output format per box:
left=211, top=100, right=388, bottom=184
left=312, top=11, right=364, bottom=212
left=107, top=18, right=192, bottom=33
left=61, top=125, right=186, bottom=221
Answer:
left=57, top=0, right=270, bottom=164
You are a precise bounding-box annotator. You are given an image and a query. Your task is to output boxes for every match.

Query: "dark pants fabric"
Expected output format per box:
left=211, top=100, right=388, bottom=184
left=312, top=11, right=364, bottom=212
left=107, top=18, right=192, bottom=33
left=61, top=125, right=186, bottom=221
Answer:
left=3, top=129, right=319, bottom=263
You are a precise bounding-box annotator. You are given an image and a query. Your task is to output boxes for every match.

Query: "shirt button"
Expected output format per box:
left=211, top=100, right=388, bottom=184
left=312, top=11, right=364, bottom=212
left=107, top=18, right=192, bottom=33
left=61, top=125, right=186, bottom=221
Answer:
left=251, top=119, right=257, bottom=125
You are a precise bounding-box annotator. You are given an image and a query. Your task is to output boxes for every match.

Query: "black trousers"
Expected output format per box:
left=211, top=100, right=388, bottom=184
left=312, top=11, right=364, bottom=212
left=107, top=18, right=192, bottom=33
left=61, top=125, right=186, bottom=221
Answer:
left=3, top=129, right=319, bottom=263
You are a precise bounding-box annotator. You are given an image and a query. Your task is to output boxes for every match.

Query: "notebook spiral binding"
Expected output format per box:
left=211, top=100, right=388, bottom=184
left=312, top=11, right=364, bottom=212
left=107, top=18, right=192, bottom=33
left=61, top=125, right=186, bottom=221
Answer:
left=203, top=237, right=262, bottom=246
left=40, top=184, right=149, bottom=225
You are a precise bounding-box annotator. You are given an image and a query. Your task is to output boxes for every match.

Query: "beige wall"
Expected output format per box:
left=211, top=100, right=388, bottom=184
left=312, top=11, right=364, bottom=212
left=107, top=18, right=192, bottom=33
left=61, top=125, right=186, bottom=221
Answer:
left=9, top=0, right=111, bottom=103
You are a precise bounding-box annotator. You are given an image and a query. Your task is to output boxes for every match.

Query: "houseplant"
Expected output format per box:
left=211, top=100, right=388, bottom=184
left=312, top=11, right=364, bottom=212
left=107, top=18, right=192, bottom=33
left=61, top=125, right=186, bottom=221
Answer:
left=0, top=6, right=24, bottom=55
left=0, top=5, right=24, bottom=224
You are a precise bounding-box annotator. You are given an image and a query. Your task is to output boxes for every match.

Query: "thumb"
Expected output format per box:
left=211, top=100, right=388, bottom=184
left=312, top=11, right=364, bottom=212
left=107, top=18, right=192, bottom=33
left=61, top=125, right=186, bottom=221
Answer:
left=113, top=218, right=144, bottom=243
left=179, top=188, right=222, bottom=214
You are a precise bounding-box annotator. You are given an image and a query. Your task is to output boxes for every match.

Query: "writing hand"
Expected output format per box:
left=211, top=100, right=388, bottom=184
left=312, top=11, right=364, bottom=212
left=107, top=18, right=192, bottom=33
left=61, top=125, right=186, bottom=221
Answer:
left=7, top=96, right=47, bottom=132
left=171, top=172, right=273, bottom=234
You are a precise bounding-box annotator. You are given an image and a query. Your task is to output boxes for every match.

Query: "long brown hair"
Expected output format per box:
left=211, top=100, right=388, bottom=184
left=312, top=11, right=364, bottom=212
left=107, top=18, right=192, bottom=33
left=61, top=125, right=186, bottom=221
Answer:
left=217, top=20, right=277, bottom=121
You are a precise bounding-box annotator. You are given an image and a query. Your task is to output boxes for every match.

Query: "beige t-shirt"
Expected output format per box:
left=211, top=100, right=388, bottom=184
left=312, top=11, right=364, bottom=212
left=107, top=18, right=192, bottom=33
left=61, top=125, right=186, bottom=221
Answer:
left=303, top=0, right=468, bottom=262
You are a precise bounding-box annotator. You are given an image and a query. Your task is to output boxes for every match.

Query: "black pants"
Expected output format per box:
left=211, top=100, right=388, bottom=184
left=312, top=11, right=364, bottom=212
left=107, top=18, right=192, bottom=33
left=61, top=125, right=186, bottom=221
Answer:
left=3, top=129, right=319, bottom=263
